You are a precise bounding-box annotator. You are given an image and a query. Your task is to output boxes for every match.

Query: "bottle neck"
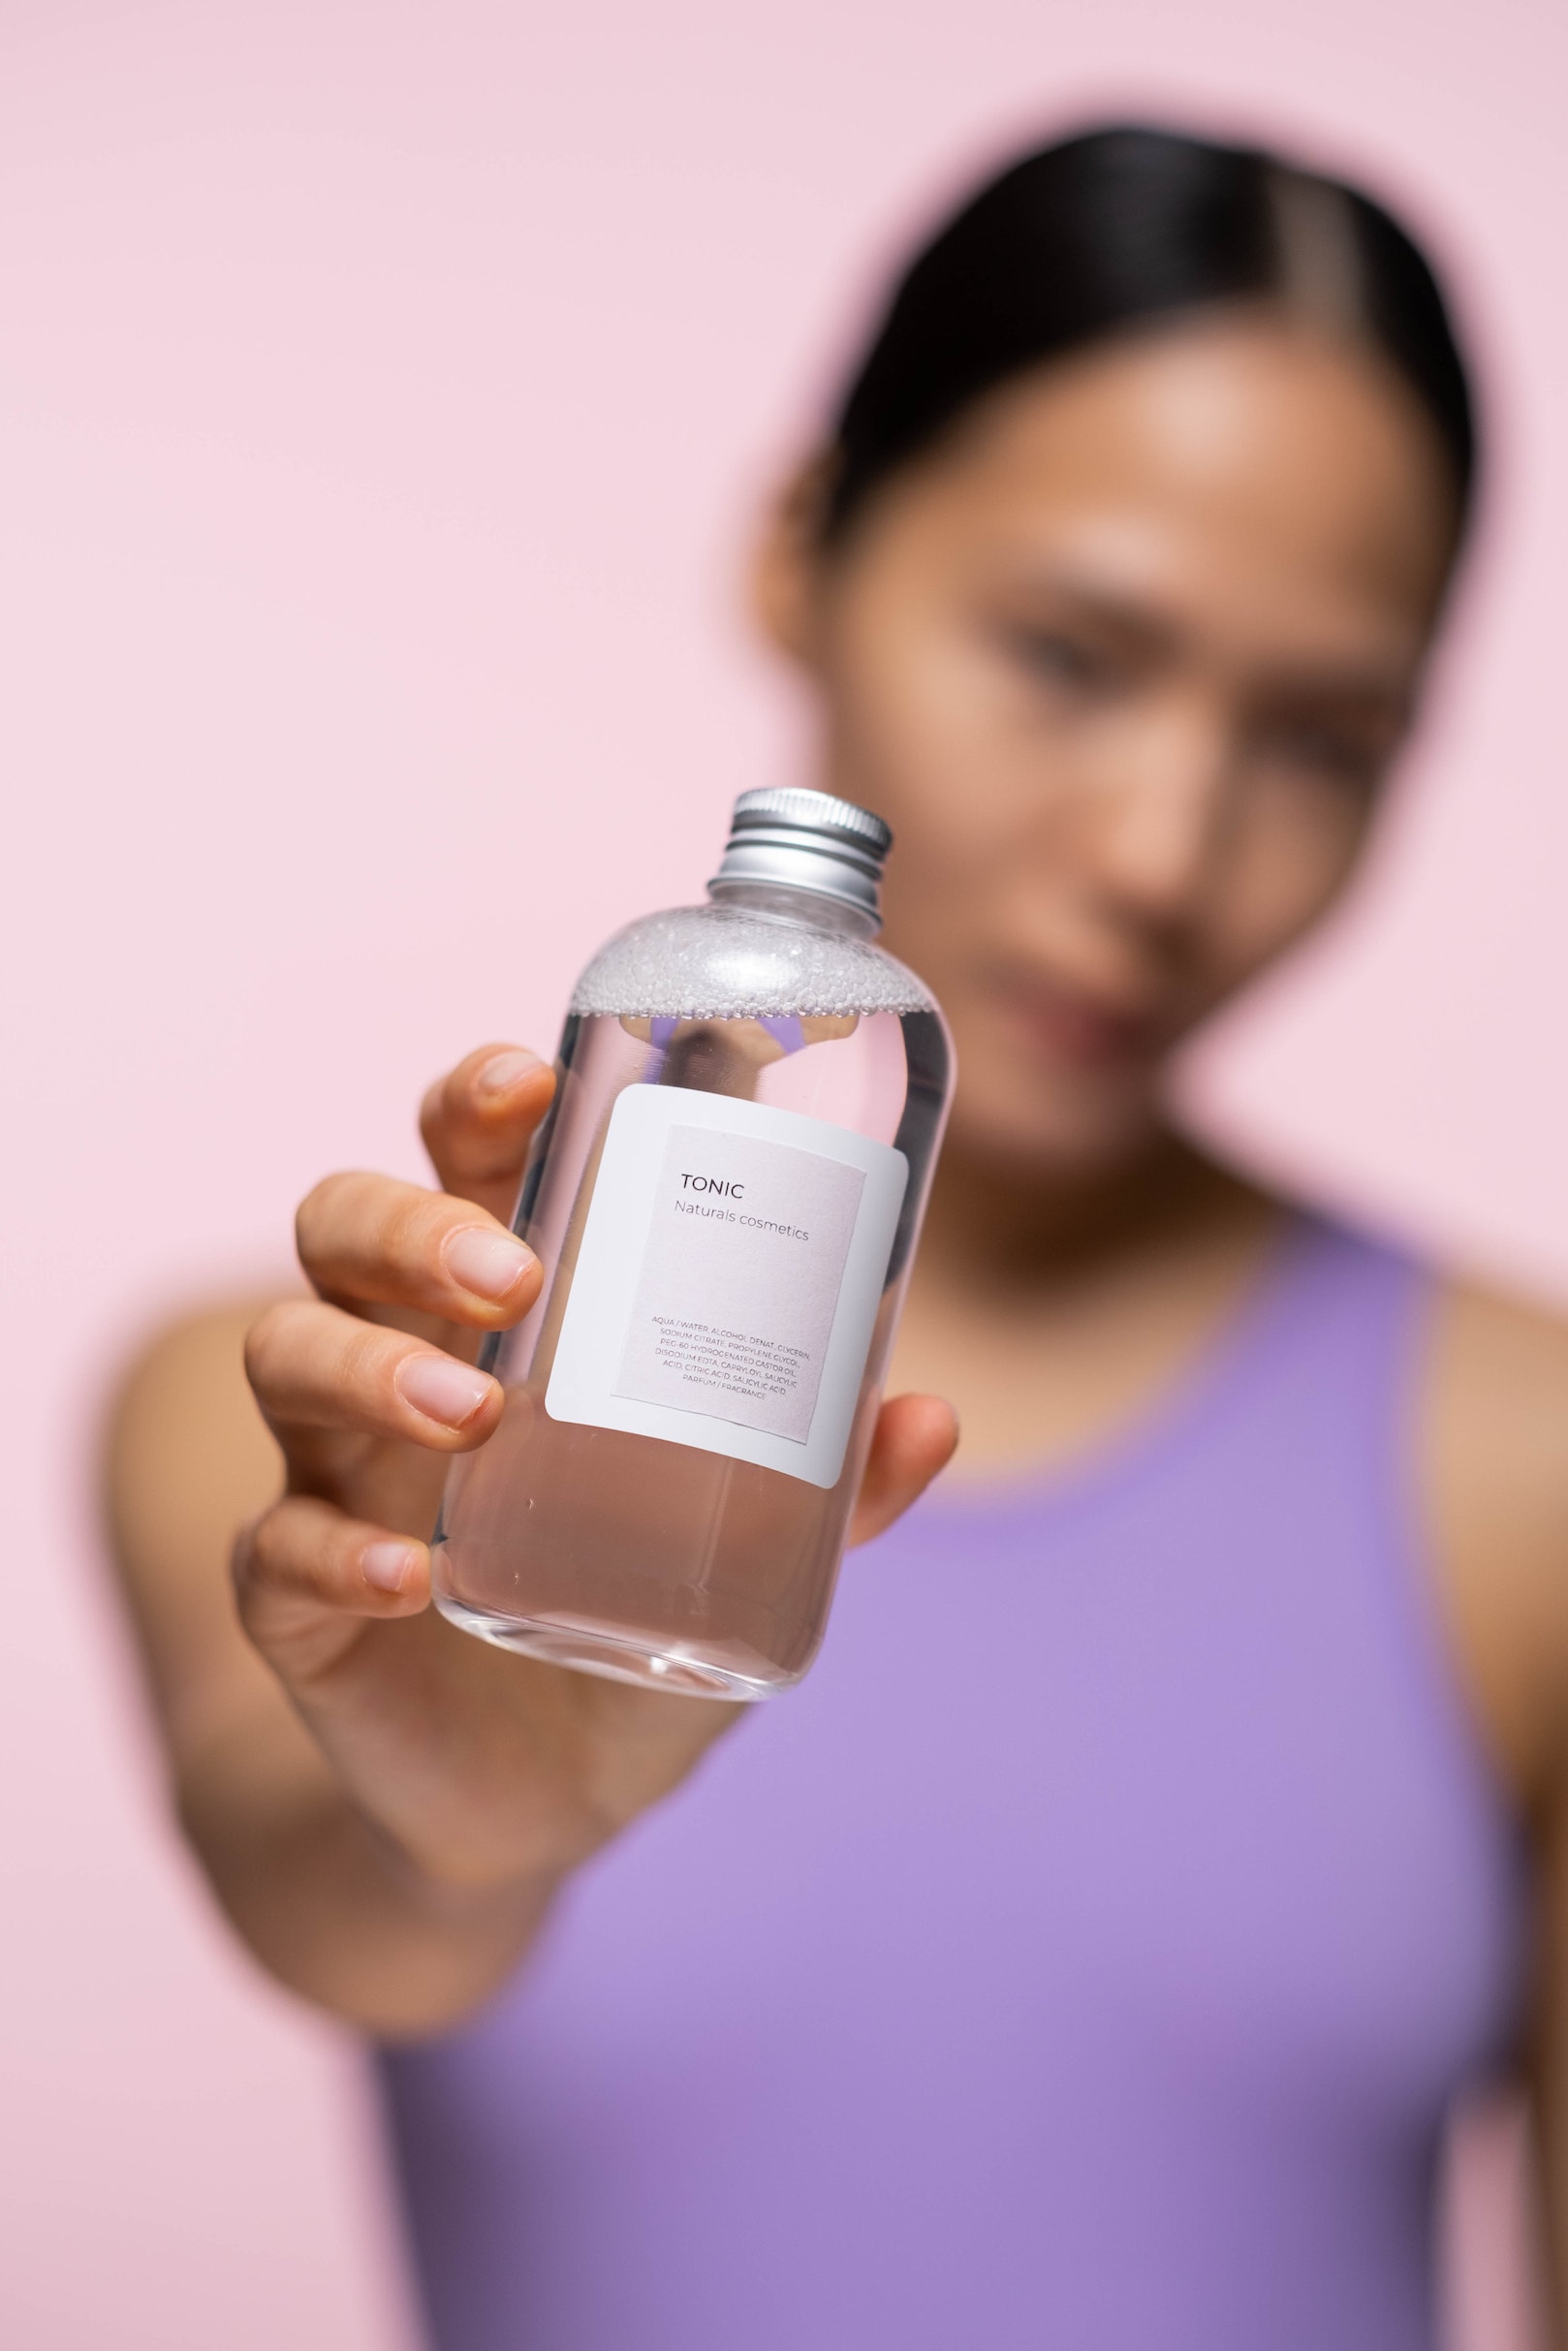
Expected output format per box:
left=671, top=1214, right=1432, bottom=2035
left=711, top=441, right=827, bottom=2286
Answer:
left=706, top=875, right=881, bottom=942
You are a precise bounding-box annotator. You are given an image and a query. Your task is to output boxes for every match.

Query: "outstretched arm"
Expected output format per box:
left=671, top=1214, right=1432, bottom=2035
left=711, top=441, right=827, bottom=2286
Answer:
left=104, top=1044, right=956, bottom=2038
left=1426, top=1279, right=1568, bottom=2344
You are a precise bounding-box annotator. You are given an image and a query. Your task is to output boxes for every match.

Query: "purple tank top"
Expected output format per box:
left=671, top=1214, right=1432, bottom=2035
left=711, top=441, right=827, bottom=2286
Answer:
left=379, top=1221, right=1524, bottom=2350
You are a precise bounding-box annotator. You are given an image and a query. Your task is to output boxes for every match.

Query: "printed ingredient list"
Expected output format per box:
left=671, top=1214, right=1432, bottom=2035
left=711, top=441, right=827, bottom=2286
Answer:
left=614, top=1124, right=864, bottom=1442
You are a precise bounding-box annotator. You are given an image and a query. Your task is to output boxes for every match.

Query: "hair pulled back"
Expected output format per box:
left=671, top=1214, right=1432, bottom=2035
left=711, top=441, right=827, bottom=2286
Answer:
left=824, top=125, right=1476, bottom=545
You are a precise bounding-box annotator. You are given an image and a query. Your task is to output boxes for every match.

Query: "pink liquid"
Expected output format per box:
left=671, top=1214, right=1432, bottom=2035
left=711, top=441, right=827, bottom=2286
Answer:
left=432, top=1007, right=949, bottom=1698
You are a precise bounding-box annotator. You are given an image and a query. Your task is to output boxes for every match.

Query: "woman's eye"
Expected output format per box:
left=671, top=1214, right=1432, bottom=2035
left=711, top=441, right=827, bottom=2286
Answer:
left=1007, top=628, right=1119, bottom=692
left=1263, top=721, right=1385, bottom=791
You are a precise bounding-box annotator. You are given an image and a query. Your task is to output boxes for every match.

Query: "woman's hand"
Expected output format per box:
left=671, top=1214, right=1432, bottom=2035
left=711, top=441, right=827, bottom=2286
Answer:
left=234, top=1043, right=956, bottom=1992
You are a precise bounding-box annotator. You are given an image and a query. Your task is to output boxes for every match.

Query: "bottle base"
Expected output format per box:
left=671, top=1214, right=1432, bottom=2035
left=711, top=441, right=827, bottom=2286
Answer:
left=433, top=1591, right=789, bottom=1702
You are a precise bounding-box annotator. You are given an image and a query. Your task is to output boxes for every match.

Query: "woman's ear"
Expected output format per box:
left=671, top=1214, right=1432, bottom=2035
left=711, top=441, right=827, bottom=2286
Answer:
left=748, top=453, right=836, bottom=670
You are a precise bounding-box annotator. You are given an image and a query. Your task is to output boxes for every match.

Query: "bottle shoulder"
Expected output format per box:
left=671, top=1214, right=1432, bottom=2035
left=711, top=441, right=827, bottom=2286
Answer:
left=569, top=900, right=938, bottom=1019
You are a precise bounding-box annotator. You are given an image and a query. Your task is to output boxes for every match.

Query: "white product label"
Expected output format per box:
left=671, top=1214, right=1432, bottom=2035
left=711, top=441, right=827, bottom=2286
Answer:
left=546, top=1083, right=908, bottom=1489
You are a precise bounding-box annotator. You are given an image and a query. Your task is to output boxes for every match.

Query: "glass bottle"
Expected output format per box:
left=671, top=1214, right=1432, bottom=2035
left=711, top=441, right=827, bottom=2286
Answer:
left=431, top=789, right=953, bottom=1699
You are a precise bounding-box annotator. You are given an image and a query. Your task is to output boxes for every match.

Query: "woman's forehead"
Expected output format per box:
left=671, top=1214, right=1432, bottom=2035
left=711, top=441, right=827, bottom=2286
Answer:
left=876, top=319, right=1458, bottom=639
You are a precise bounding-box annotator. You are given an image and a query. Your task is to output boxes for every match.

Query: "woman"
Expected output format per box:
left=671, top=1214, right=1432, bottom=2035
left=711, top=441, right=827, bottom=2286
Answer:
left=107, top=126, right=1568, bottom=2348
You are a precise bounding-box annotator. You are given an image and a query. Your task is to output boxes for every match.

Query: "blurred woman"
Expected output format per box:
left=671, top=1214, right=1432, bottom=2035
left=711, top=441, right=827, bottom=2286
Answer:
left=107, top=126, right=1568, bottom=2350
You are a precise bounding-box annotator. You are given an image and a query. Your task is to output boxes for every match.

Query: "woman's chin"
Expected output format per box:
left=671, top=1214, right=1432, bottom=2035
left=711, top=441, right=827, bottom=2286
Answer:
left=945, top=1081, right=1169, bottom=1185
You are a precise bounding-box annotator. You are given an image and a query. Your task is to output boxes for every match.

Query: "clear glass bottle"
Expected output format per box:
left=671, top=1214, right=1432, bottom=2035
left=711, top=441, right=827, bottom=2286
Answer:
left=432, top=789, right=953, bottom=1699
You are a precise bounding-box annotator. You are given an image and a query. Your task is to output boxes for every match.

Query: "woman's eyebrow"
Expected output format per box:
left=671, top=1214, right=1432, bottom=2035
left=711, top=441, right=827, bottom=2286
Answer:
left=996, top=565, right=1424, bottom=703
left=991, top=569, right=1186, bottom=656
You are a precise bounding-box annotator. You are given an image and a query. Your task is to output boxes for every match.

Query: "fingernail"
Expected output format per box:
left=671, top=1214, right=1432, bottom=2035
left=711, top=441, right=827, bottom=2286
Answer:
left=363, top=1541, right=419, bottom=1594
left=476, top=1049, right=540, bottom=1097
left=446, top=1226, right=534, bottom=1303
left=395, top=1354, right=495, bottom=1429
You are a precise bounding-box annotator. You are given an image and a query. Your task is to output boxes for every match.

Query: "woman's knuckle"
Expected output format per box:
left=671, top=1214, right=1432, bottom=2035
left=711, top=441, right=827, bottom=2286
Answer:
left=295, top=1173, right=334, bottom=1251
left=232, top=1508, right=278, bottom=1605
left=381, top=1188, right=431, bottom=1267
left=342, top=1316, right=397, bottom=1401
left=243, top=1301, right=293, bottom=1392
left=418, top=1079, right=448, bottom=1153
left=229, top=1517, right=257, bottom=1588
left=300, top=1170, right=372, bottom=1262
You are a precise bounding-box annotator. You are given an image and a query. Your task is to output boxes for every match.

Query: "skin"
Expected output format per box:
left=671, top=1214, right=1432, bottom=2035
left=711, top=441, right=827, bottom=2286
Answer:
left=106, top=311, right=1568, bottom=2324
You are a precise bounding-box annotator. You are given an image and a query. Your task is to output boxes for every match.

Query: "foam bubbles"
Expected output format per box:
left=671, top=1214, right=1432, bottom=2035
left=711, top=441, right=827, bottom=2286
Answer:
left=569, top=903, right=936, bottom=1019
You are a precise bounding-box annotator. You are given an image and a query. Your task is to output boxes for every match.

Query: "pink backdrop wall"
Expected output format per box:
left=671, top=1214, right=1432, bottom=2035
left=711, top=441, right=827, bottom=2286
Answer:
left=2, top=3, right=1562, bottom=2344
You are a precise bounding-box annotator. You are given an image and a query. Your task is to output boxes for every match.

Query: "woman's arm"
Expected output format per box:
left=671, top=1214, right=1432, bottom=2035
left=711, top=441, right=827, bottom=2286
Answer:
left=103, top=1044, right=956, bottom=2039
left=105, top=1298, right=560, bottom=2034
left=1425, top=1281, right=1568, bottom=2341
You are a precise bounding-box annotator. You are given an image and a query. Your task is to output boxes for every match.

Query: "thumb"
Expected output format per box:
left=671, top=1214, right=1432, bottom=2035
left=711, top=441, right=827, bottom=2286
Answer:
left=849, top=1394, right=958, bottom=1549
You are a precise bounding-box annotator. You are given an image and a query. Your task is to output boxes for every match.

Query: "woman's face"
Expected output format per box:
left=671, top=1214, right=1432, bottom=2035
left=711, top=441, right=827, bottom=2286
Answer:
left=761, top=315, right=1459, bottom=1176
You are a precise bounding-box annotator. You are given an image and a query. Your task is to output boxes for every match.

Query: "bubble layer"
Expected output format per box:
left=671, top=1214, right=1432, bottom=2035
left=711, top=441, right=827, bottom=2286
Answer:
left=569, top=903, right=936, bottom=1020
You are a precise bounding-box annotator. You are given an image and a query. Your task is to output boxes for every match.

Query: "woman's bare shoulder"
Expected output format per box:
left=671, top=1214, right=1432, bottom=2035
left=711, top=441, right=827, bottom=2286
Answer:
left=112, top=1293, right=271, bottom=1397
left=1427, top=1273, right=1568, bottom=1502
left=107, top=1290, right=290, bottom=1486
left=1423, top=1271, right=1568, bottom=1806
left=105, top=1289, right=294, bottom=1628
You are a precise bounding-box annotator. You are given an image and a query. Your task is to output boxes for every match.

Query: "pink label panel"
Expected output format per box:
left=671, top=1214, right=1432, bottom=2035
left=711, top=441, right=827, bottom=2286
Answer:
left=613, top=1123, right=865, bottom=1442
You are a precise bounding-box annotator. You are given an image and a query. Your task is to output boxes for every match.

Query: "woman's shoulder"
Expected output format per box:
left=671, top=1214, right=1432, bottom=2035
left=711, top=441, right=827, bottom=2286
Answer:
left=1424, top=1266, right=1568, bottom=1607
left=1430, top=1267, right=1568, bottom=1396
left=1413, top=1260, right=1568, bottom=1811
left=105, top=1287, right=295, bottom=1629
left=107, top=1287, right=292, bottom=1480
left=1264, top=1201, right=1568, bottom=1812
left=1291, top=1203, right=1568, bottom=1412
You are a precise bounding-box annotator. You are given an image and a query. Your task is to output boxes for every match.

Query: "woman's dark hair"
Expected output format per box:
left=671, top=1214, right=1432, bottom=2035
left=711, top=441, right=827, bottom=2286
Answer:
left=823, top=124, right=1477, bottom=544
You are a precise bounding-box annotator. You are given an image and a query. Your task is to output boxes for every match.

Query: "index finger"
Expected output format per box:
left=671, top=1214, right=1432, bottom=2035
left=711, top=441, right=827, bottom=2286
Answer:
left=420, top=1043, right=557, bottom=1222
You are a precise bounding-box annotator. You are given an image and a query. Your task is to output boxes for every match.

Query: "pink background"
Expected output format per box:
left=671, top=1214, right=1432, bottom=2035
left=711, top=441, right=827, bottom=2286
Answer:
left=1, top=3, right=1562, bottom=2344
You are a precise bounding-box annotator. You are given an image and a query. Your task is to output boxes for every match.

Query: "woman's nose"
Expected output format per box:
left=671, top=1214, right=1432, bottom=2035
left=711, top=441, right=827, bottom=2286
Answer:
left=1076, top=694, right=1234, bottom=934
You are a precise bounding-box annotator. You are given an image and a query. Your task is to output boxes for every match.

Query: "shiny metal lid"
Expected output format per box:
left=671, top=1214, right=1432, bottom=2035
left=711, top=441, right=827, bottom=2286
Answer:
left=707, top=788, right=894, bottom=923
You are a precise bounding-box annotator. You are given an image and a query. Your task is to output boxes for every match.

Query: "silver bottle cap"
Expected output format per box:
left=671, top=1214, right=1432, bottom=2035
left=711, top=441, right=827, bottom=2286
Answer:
left=707, top=788, right=894, bottom=923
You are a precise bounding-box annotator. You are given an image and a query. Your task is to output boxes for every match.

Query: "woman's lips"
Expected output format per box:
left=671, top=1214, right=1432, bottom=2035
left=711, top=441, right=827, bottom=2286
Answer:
left=988, top=966, right=1163, bottom=1070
